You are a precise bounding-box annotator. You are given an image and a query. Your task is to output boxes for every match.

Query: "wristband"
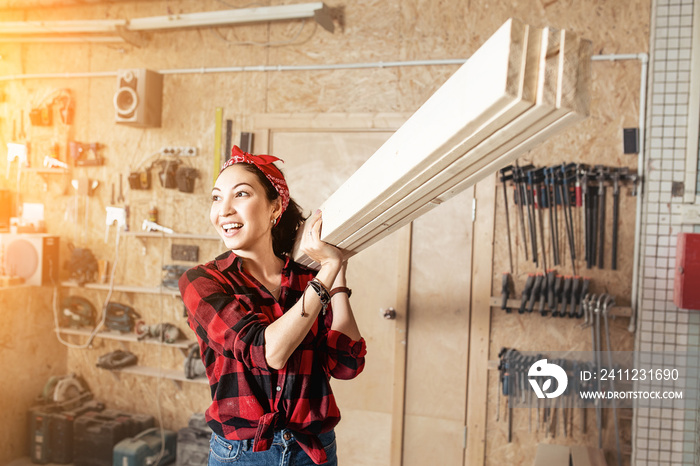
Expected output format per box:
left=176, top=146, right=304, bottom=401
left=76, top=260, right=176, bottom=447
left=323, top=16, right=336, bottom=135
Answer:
left=330, top=287, right=352, bottom=298
left=302, top=278, right=331, bottom=316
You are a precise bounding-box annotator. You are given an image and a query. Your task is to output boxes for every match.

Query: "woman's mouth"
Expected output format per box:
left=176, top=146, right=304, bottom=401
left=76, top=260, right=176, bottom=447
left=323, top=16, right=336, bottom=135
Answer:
left=221, top=222, right=243, bottom=235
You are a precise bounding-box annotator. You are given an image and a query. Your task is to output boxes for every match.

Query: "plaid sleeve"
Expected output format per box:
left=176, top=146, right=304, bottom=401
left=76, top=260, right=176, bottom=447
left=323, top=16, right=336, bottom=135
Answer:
left=321, top=329, right=367, bottom=380
left=179, top=265, right=272, bottom=372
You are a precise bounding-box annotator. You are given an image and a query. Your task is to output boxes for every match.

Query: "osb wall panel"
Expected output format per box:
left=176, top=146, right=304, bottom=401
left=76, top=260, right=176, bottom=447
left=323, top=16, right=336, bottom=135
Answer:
left=0, top=0, right=648, bottom=464
left=0, top=288, right=66, bottom=463
left=486, top=60, right=641, bottom=466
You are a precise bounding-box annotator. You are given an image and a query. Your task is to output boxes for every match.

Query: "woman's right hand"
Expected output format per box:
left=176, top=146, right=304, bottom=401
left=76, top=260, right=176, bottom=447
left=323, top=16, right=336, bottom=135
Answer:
left=299, top=210, right=343, bottom=269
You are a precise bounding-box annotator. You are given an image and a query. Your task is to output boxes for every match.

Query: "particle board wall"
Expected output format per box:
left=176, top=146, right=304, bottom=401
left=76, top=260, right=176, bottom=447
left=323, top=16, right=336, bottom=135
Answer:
left=0, top=287, right=66, bottom=463
left=0, top=0, right=649, bottom=464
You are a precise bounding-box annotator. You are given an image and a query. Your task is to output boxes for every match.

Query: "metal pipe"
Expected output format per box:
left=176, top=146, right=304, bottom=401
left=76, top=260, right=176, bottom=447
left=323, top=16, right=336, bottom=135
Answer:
left=0, top=54, right=641, bottom=82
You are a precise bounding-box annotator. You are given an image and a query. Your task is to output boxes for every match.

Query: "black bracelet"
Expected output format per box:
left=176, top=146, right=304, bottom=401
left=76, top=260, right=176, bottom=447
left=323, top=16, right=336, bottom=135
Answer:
left=308, top=278, right=331, bottom=315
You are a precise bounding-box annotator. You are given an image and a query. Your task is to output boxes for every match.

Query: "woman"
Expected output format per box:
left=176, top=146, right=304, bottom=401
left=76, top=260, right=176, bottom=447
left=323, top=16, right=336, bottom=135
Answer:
left=179, top=146, right=366, bottom=466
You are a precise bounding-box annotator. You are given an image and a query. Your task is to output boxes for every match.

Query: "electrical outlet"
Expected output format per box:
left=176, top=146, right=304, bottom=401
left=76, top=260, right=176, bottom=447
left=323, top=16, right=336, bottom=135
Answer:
left=160, top=146, right=198, bottom=157
left=171, top=244, right=199, bottom=262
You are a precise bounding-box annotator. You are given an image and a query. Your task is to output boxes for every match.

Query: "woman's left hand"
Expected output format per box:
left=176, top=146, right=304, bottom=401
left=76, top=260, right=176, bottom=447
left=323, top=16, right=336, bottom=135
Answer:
left=299, top=210, right=343, bottom=268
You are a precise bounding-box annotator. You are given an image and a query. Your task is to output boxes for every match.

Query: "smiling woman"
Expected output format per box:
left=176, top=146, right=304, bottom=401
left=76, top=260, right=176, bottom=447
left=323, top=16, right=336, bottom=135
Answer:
left=179, top=146, right=366, bottom=466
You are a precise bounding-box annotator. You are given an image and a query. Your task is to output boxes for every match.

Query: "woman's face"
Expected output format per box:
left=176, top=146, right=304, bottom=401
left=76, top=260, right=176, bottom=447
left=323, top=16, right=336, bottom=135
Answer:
left=210, top=164, right=281, bottom=253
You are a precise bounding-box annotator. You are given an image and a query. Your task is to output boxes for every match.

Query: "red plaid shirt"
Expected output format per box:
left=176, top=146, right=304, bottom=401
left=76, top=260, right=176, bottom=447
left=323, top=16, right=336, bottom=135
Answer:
left=179, top=251, right=366, bottom=464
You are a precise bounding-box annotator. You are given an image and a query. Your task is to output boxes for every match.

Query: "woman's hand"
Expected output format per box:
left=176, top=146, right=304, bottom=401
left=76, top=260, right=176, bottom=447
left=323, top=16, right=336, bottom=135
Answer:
left=299, top=210, right=343, bottom=269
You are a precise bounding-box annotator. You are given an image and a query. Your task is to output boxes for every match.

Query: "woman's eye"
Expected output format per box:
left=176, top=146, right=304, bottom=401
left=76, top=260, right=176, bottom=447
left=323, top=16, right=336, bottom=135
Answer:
left=211, top=194, right=221, bottom=202
left=235, top=191, right=249, bottom=198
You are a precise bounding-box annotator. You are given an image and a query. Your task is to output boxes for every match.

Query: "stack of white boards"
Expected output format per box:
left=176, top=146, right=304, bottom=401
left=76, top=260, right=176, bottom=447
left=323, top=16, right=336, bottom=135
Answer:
left=294, top=18, right=592, bottom=267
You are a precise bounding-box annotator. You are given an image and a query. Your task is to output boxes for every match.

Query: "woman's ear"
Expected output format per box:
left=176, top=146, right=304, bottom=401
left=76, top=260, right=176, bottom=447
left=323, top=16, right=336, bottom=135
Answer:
left=271, top=197, right=283, bottom=223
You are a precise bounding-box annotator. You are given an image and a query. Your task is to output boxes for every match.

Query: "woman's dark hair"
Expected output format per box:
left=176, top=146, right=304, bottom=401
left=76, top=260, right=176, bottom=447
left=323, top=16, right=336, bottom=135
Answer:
left=238, top=163, right=306, bottom=258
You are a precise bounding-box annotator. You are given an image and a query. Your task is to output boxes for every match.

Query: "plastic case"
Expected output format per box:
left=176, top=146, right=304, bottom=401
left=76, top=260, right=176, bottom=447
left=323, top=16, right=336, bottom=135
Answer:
left=113, top=428, right=177, bottom=466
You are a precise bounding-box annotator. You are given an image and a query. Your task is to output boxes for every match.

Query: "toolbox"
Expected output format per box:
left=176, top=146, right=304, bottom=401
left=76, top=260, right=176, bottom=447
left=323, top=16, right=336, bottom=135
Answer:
left=176, top=413, right=211, bottom=466
left=49, top=400, right=104, bottom=464
left=113, top=427, right=177, bottom=466
left=28, top=405, right=59, bottom=464
left=73, top=414, right=130, bottom=466
left=99, top=409, right=155, bottom=436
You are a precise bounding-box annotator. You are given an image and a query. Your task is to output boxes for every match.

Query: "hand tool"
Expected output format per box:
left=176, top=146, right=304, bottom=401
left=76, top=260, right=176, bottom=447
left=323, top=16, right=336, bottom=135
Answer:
left=551, top=274, right=564, bottom=317
left=575, top=164, right=586, bottom=260
left=568, top=276, right=580, bottom=318
left=501, top=273, right=513, bottom=313
left=545, top=270, right=557, bottom=316
left=596, top=166, right=608, bottom=269
left=525, top=167, right=540, bottom=267
left=547, top=166, right=561, bottom=267
left=497, top=347, right=508, bottom=422
left=118, top=173, right=125, bottom=203
left=593, top=294, right=605, bottom=448
left=558, top=276, right=572, bottom=318
left=503, top=349, right=518, bottom=442
left=602, top=294, right=622, bottom=466
left=531, top=168, right=548, bottom=272
left=515, top=163, right=536, bottom=263
left=587, top=178, right=598, bottom=269
left=513, top=162, right=530, bottom=261
left=558, top=164, right=578, bottom=274
left=527, top=273, right=544, bottom=313
left=142, top=219, right=174, bottom=234
left=499, top=166, right=515, bottom=274
left=578, top=165, right=590, bottom=266
left=576, top=277, right=590, bottom=318
left=519, top=274, right=535, bottom=314
left=543, top=169, right=559, bottom=266
left=538, top=277, right=547, bottom=316
left=609, top=167, right=627, bottom=270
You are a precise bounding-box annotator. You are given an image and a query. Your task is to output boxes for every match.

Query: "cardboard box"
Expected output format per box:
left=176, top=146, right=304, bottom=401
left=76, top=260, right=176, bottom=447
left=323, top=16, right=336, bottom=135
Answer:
left=533, top=443, right=607, bottom=466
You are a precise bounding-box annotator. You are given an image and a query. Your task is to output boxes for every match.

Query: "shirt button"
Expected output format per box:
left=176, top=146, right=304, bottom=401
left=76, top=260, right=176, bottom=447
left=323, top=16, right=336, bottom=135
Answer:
left=283, top=432, right=292, bottom=441
left=276, top=385, right=281, bottom=392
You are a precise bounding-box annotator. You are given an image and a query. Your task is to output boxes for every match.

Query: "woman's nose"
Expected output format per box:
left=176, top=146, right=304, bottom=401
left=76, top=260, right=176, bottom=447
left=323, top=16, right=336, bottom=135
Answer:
left=218, top=201, right=235, bottom=218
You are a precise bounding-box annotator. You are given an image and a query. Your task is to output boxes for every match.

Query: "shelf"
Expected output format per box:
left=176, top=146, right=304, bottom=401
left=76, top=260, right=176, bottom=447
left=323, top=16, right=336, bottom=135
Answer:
left=106, top=364, right=208, bottom=386
left=61, top=280, right=181, bottom=296
left=23, top=167, right=68, bottom=175
left=56, top=327, right=194, bottom=350
left=489, top=296, right=631, bottom=318
left=122, top=231, right=220, bottom=241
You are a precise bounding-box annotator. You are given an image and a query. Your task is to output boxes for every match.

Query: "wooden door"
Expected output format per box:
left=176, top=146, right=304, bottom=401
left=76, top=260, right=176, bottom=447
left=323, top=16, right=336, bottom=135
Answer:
left=253, top=118, right=409, bottom=465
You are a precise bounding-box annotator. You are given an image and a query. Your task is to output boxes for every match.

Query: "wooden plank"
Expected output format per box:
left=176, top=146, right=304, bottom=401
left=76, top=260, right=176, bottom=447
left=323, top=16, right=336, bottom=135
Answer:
left=338, top=28, right=571, bottom=252
left=317, top=18, right=530, bottom=245
left=464, top=176, right=496, bottom=465
left=390, top=224, right=412, bottom=466
left=294, top=21, right=591, bottom=267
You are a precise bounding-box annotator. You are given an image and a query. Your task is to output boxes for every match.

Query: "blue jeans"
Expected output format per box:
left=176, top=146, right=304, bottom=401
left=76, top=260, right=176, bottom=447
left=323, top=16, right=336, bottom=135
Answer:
left=208, top=429, right=337, bottom=466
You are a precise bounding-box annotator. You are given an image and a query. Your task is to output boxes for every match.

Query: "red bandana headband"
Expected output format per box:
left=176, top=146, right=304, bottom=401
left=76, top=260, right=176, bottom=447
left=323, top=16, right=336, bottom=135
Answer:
left=219, top=146, right=290, bottom=220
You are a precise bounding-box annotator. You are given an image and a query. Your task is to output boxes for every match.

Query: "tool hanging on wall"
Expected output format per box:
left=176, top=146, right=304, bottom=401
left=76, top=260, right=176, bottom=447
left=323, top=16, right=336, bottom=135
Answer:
left=499, top=167, right=515, bottom=273
left=500, top=163, right=637, bottom=273
left=69, top=141, right=103, bottom=166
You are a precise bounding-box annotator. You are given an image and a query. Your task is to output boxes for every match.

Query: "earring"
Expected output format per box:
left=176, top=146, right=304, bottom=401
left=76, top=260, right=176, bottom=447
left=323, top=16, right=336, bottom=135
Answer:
left=271, top=218, right=276, bottom=225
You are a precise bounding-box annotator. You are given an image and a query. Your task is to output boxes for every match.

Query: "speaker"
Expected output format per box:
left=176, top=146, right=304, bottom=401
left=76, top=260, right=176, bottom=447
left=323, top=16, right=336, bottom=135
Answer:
left=0, top=234, right=59, bottom=286
left=113, top=69, right=163, bottom=128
